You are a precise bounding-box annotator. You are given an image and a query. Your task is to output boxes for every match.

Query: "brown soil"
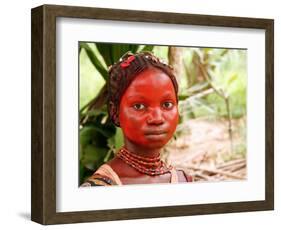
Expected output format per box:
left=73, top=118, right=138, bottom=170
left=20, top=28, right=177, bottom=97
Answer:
left=163, top=117, right=247, bottom=181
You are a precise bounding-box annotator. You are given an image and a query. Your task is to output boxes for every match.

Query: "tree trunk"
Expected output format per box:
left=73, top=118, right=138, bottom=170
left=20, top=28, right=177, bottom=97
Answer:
left=168, top=47, right=184, bottom=84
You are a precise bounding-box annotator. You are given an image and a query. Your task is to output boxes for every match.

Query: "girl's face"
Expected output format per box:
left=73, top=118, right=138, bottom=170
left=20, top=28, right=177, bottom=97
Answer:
left=119, top=68, right=179, bottom=150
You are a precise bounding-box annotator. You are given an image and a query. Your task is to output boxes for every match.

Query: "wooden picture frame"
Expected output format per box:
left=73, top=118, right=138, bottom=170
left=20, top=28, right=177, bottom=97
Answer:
left=31, top=4, right=274, bottom=225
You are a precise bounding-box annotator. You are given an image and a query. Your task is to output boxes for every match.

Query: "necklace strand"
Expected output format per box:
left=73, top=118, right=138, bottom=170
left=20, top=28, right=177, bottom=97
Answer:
left=117, top=147, right=172, bottom=176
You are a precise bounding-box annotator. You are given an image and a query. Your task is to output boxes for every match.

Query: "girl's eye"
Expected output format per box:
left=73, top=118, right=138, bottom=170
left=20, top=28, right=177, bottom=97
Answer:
left=162, top=102, right=174, bottom=109
left=133, top=103, right=146, bottom=111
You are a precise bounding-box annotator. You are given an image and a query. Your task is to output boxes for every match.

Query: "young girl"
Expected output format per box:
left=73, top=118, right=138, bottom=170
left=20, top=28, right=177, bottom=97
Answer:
left=82, top=51, right=192, bottom=186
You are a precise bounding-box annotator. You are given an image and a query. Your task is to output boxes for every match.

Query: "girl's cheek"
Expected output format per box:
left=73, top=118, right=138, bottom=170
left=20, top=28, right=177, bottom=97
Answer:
left=166, top=108, right=179, bottom=121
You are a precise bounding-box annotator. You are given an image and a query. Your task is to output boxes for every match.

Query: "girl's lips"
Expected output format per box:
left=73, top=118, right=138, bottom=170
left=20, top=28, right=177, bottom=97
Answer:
left=144, top=131, right=168, bottom=141
left=144, top=130, right=167, bottom=136
left=145, top=132, right=167, bottom=142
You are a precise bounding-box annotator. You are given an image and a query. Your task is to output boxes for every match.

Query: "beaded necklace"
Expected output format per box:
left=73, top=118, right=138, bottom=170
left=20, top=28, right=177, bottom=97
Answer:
left=117, top=147, right=172, bottom=176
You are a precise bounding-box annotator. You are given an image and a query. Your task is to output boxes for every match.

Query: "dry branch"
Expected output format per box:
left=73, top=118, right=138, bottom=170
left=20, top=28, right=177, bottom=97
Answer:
left=184, top=164, right=245, bottom=180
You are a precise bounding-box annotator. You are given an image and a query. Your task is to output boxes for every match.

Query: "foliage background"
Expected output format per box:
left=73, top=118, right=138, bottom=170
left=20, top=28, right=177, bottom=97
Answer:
left=79, top=42, right=247, bottom=184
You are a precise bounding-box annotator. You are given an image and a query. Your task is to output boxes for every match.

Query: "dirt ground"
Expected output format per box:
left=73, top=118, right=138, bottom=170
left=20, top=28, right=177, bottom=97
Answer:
left=163, top=117, right=247, bottom=181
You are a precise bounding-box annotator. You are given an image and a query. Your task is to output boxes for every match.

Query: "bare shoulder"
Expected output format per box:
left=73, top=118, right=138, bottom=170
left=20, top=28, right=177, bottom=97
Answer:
left=176, top=169, right=193, bottom=182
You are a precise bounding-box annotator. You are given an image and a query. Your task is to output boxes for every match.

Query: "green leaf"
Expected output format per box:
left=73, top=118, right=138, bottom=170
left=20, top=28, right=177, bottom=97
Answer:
left=83, top=145, right=102, bottom=161
left=80, top=126, right=96, bottom=147
left=84, top=108, right=107, bottom=117
left=112, top=45, right=130, bottom=63
left=82, top=145, right=108, bottom=170
left=80, top=43, right=108, bottom=81
left=79, top=162, right=85, bottom=184
left=226, top=74, right=237, bottom=86
left=96, top=44, right=114, bottom=66
left=140, top=45, right=154, bottom=52
left=114, top=128, right=124, bottom=150
left=103, top=149, right=114, bottom=163
left=106, top=127, right=123, bottom=161
left=129, top=44, right=139, bottom=53
left=88, top=124, right=115, bottom=139
left=178, top=94, right=189, bottom=101
left=107, top=127, right=123, bottom=153
left=96, top=44, right=154, bottom=67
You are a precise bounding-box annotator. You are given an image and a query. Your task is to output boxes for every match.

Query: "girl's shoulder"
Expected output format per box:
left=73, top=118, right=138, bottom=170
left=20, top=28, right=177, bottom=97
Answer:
left=80, top=163, right=121, bottom=187
left=80, top=173, right=116, bottom=187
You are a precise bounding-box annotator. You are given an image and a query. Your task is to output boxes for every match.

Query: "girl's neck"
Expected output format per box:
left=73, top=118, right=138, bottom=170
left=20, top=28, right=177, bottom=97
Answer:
left=124, top=140, right=161, bottom=158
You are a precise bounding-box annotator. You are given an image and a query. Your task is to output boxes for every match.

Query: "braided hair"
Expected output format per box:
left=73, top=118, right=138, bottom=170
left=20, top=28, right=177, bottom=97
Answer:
left=108, top=51, right=178, bottom=127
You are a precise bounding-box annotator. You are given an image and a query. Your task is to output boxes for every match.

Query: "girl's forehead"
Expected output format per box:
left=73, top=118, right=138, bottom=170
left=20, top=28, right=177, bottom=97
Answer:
left=130, top=68, right=174, bottom=88
left=124, top=69, right=177, bottom=99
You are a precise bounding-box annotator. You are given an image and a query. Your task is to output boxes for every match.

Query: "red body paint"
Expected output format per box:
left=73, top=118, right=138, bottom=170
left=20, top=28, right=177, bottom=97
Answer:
left=119, top=67, right=179, bottom=157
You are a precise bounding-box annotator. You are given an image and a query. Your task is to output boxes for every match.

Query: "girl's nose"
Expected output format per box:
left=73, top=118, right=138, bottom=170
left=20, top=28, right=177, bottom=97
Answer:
left=147, top=108, right=164, bottom=125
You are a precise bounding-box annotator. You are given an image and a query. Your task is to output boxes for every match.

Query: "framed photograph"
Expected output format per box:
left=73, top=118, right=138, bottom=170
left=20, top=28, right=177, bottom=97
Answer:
left=31, top=4, right=274, bottom=225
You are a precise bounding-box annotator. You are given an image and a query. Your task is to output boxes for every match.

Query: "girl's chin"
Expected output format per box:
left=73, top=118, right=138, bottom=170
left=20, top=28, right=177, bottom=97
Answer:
left=125, top=135, right=170, bottom=150
left=138, top=140, right=168, bottom=149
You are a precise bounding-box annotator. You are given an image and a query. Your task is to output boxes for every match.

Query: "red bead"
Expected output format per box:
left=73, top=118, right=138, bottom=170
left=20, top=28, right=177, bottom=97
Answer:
left=117, top=147, right=172, bottom=176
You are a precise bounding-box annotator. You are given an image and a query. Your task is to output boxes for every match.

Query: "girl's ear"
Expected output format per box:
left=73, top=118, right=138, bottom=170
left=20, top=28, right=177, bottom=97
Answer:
left=109, top=102, right=120, bottom=127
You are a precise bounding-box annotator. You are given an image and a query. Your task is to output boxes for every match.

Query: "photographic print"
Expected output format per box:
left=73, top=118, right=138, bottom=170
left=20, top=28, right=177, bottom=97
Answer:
left=79, top=43, right=247, bottom=187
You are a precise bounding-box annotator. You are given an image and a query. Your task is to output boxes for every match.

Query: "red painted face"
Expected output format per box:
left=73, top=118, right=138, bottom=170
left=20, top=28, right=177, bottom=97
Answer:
left=119, top=68, right=179, bottom=150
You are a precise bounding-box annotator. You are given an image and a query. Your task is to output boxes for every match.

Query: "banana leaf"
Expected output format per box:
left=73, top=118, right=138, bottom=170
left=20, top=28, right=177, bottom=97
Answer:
left=80, top=43, right=108, bottom=81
